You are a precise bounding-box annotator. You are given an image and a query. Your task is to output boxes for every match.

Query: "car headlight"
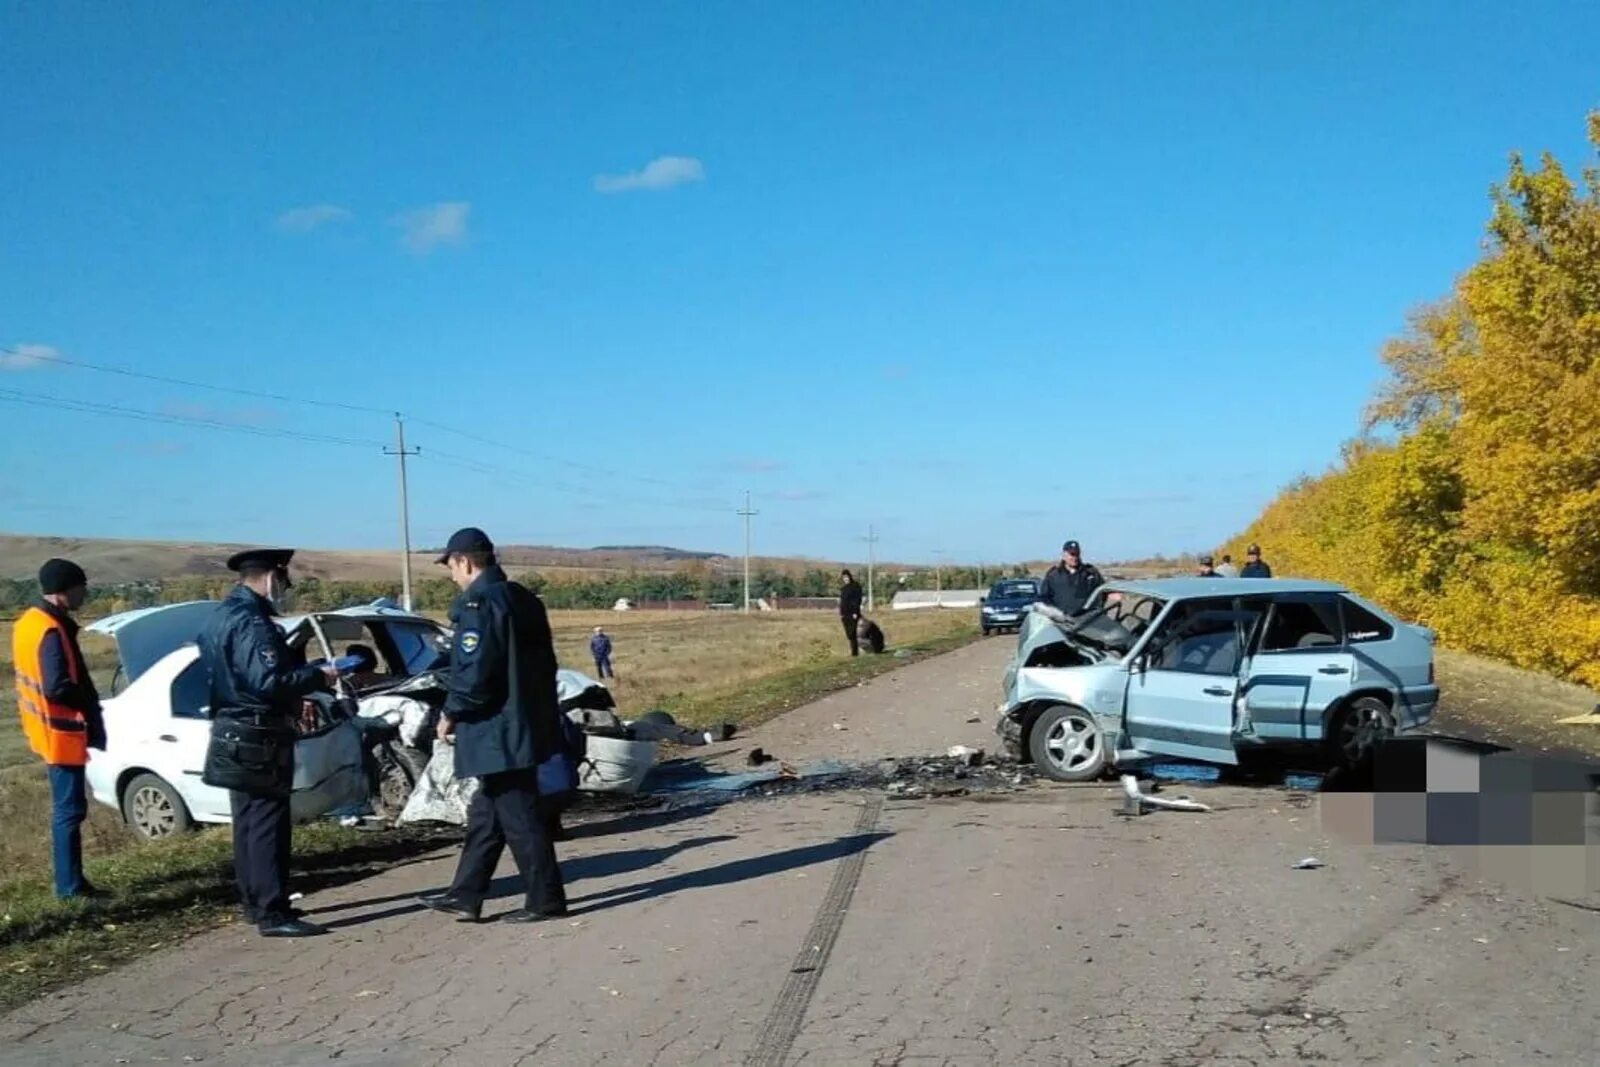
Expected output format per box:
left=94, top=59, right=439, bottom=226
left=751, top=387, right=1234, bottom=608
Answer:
left=981, top=606, right=996, bottom=614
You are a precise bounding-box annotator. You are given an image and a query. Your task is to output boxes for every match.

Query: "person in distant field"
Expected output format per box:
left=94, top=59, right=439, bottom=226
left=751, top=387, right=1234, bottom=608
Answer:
left=1039, top=540, right=1104, bottom=615
left=839, top=570, right=864, bottom=656
left=1241, top=544, right=1273, bottom=578
left=1196, top=555, right=1221, bottom=578
left=1215, top=554, right=1239, bottom=579
left=11, top=559, right=107, bottom=901
left=590, top=626, right=614, bottom=680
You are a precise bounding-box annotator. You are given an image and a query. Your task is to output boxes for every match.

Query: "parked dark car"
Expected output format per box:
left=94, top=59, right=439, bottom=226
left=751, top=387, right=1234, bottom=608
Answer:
left=980, top=578, right=1042, bottom=636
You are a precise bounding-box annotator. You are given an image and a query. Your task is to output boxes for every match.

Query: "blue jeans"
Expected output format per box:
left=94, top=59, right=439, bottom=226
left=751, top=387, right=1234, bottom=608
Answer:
left=48, top=764, right=89, bottom=899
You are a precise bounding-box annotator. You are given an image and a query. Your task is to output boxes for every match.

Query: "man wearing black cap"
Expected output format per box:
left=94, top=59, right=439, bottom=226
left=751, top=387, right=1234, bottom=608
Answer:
left=420, top=528, right=568, bottom=923
left=198, top=549, right=337, bottom=937
left=1196, top=554, right=1221, bottom=578
left=1241, top=544, right=1273, bottom=578
left=1040, top=540, right=1104, bottom=616
left=10, top=559, right=106, bottom=900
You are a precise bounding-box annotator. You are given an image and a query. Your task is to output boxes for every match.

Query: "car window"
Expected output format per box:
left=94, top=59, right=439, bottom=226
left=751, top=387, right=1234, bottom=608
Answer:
left=1151, top=599, right=1247, bottom=676
left=1261, top=596, right=1343, bottom=652
left=1340, top=598, right=1395, bottom=643
left=170, top=659, right=210, bottom=719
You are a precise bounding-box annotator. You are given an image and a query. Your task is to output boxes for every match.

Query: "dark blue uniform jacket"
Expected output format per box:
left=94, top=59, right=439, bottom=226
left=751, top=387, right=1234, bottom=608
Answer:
left=445, top=566, right=564, bottom=780
left=198, top=585, right=327, bottom=729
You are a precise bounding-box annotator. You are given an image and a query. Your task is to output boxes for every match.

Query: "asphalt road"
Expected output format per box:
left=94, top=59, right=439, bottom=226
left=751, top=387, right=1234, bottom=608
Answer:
left=2, top=637, right=1596, bottom=1066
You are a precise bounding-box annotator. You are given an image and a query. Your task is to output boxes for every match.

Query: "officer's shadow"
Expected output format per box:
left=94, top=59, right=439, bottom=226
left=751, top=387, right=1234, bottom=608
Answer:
left=316, top=832, right=736, bottom=930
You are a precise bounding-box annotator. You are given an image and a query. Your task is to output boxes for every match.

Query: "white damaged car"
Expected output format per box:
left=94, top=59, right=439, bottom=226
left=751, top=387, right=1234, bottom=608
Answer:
left=84, top=600, right=453, bottom=839
left=86, top=600, right=665, bottom=839
left=996, top=578, right=1439, bottom=781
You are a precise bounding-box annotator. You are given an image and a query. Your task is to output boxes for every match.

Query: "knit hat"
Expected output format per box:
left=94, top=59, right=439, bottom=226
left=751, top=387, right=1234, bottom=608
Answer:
left=38, top=558, right=88, bottom=595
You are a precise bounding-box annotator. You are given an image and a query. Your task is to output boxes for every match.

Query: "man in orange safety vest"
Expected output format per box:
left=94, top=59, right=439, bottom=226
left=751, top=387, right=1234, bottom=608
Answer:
left=11, top=558, right=107, bottom=899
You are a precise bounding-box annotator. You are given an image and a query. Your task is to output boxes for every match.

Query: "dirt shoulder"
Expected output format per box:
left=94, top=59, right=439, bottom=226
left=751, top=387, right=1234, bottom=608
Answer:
left=1431, top=647, right=1600, bottom=760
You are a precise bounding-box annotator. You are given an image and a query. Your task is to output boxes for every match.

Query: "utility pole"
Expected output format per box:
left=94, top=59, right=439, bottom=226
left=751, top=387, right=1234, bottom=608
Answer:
left=383, top=414, right=420, bottom=611
left=862, top=524, right=880, bottom=613
left=738, top=490, right=759, bottom=613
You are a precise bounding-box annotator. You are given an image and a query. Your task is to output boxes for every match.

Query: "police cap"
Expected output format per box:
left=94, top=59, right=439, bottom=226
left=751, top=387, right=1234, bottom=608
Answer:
left=436, top=527, right=495, bottom=564
left=1062, top=540, right=1081, bottom=554
left=226, top=548, right=296, bottom=584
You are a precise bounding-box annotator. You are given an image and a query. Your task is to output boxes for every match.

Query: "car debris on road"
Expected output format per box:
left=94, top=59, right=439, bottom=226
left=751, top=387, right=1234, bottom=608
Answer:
left=1117, top=774, right=1211, bottom=816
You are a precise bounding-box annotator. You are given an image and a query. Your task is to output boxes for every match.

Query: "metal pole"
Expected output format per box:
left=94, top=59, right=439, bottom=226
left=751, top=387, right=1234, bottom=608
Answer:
left=737, top=491, right=759, bottom=613
left=864, top=524, right=880, bottom=613
left=384, top=414, right=420, bottom=611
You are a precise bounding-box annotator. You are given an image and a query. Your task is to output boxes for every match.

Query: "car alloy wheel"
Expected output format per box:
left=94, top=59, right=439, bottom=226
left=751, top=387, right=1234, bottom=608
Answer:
left=1334, top=696, right=1393, bottom=766
left=122, top=773, right=194, bottom=841
left=1029, top=705, right=1107, bottom=782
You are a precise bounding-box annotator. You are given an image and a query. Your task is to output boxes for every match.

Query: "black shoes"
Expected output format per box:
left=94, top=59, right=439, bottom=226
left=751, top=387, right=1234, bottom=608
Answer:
left=500, top=906, right=569, bottom=924
left=419, top=893, right=483, bottom=923
left=258, top=917, right=327, bottom=938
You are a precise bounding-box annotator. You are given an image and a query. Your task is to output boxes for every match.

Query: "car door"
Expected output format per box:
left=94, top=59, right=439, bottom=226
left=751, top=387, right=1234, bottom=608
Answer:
left=1239, top=593, right=1356, bottom=742
left=1124, top=598, right=1247, bottom=765
left=158, top=656, right=234, bottom=821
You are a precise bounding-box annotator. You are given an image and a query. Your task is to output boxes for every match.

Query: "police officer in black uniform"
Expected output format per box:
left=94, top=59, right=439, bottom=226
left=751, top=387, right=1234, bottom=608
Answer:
left=198, top=549, right=336, bottom=938
left=419, top=528, right=568, bottom=924
left=1039, top=539, right=1104, bottom=615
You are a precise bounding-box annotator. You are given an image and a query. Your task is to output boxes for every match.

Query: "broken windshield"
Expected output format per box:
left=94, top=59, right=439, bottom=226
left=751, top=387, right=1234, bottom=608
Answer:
left=1061, top=592, right=1166, bottom=654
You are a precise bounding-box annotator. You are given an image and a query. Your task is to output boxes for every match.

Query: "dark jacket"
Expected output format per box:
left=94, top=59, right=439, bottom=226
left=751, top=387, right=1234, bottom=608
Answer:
left=198, top=585, right=327, bottom=728
left=590, top=633, right=612, bottom=660
left=839, top=580, right=864, bottom=618
left=34, top=599, right=106, bottom=751
left=1240, top=560, right=1273, bottom=578
left=445, top=566, right=564, bottom=780
left=1040, top=563, right=1104, bottom=615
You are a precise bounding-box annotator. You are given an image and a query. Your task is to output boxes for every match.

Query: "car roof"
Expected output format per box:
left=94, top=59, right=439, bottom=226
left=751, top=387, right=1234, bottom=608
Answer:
left=1104, top=577, right=1348, bottom=600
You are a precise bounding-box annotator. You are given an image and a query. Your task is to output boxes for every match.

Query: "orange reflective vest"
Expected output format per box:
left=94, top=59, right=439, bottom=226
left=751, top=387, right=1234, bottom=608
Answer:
left=11, top=606, right=90, bottom=767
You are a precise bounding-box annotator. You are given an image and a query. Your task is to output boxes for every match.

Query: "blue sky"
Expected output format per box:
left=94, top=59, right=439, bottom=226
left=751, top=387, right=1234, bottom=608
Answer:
left=3, top=2, right=1596, bottom=565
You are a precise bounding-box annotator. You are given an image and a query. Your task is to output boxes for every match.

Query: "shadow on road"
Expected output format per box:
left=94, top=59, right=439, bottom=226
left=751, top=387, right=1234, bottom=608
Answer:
left=316, top=833, right=739, bottom=929
left=568, top=830, right=893, bottom=915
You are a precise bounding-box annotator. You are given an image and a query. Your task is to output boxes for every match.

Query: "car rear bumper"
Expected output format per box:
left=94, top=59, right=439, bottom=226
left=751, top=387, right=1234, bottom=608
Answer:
left=1395, top=685, right=1440, bottom=732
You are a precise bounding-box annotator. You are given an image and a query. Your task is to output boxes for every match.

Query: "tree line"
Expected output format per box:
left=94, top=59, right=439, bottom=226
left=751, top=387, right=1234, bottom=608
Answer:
left=1227, top=112, right=1600, bottom=687
left=0, top=563, right=1035, bottom=618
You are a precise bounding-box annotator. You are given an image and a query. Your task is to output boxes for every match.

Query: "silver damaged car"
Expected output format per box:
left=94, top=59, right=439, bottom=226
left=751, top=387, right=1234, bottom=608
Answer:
left=996, top=578, right=1439, bottom=781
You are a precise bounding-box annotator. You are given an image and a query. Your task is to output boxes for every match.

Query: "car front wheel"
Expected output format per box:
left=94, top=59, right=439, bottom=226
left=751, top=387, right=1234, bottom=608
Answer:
left=122, top=773, right=194, bottom=841
left=1028, top=704, right=1108, bottom=782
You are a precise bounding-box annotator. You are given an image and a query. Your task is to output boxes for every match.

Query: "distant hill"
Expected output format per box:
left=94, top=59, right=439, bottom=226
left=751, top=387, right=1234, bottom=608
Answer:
left=0, top=533, right=885, bottom=584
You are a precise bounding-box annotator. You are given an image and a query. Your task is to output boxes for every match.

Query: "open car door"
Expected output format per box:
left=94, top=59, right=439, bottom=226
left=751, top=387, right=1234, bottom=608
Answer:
left=1238, top=592, right=1356, bottom=743
left=1124, top=599, right=1263, bottom=765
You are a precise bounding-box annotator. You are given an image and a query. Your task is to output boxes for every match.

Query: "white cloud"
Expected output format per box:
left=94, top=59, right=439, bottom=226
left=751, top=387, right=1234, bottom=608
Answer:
left=275, top=204, right=353, bottom=232
left=394, top=201, right=471, bottom=254
left=594, top=155, right=706, bottom=194
left=0, top=343, right=58, bottom=371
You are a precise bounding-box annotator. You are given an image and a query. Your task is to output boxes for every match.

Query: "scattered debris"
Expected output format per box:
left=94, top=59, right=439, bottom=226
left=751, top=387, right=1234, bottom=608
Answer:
left=965, top=715, right=982, bottom=723
left=777, top=762, right=800, bottom=780
left=832, top=722, right=848, bottom=731
left=1117, top=775, right=1211, bottom=816
left=947, top=745, right=985, bottom=765
left=1293, top=857, right=1326, bottom=870
left=1472, top=937, right=1490, bottom=945
left=747, top=748, right=775, bottom=766
left=1555, top=703, right=1600, bottom=725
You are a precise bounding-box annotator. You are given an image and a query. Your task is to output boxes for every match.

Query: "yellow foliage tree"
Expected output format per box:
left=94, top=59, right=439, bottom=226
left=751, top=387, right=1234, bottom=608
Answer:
left=1229, top=113, right=1600, bottom=686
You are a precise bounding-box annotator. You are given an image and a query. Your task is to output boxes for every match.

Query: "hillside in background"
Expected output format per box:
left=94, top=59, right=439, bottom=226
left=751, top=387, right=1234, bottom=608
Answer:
left=0, top=532, right=910, bottom=585
left=1227, top=113, right=1600, bottom=687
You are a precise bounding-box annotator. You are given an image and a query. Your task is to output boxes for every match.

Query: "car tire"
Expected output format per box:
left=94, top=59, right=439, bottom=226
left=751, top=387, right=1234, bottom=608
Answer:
left=1329, top=695, right=1393, bottom=768
left=1027, top=704, right=1108, bottom=782
left=122, top=773, right=194, bottom=841
left=374, top=744, right=429, bottom=820
left=981, top=626, right=991, bottom=637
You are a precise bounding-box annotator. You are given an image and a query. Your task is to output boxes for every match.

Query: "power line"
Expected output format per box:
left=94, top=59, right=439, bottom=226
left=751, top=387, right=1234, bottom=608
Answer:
left=2, top=346, right=393, bottom=416
left=422, top=447, right=733, bottom=514
left=0, top=386, right=386, bottom=449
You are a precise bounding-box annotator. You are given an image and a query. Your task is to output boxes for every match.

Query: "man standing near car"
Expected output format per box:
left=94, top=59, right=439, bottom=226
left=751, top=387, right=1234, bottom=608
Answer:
left=199, top=549, right=337, bottom=938
left=1241, top=544, right=1273, bottom=578
left=420, top=527, right=568, bottom=924
left=11, top=559, right=107, bottom=900
left=1039, top=540, right=1103, bottom=615
left=839, top=569, right=864, bottom=656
